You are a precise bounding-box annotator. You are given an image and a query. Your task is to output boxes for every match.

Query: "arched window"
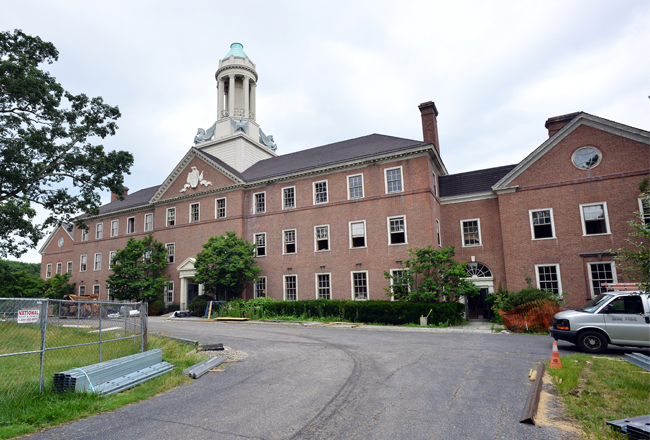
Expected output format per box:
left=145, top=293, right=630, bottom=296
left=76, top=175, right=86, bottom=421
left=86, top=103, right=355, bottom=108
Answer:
left=466, top=262, right=492, bottom=278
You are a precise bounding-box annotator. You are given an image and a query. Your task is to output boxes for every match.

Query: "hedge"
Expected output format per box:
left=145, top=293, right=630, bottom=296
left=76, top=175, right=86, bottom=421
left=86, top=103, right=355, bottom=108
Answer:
left=251, top=299, right=465, bottom=326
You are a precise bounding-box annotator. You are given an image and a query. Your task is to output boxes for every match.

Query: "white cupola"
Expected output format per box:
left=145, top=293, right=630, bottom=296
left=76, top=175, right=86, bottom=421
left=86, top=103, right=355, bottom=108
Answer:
left=196, top=43, right=278, bottom=172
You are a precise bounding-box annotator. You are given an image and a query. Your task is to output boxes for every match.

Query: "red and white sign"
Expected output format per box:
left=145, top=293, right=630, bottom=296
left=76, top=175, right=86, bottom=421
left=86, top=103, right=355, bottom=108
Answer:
left=17, top=309, right=40, bottom=323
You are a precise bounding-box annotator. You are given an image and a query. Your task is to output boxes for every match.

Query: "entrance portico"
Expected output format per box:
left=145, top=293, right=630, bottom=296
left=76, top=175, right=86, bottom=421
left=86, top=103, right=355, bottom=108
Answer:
left=177, top=257, right=203, bottom=310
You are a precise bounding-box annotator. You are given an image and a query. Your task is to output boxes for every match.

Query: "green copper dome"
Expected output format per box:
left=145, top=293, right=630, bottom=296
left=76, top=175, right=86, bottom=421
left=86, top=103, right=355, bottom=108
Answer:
left=223, top=42, right=247, bottom=59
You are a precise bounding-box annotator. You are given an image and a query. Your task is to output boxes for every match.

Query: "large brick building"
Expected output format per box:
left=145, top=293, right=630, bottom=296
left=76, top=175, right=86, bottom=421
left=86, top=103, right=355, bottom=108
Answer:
left=39, top=43, right=650, bottom=317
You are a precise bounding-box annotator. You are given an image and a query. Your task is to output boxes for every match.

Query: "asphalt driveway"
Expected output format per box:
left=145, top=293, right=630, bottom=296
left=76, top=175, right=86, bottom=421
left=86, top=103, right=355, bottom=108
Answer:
left=27, top=319, right=596, bottom=440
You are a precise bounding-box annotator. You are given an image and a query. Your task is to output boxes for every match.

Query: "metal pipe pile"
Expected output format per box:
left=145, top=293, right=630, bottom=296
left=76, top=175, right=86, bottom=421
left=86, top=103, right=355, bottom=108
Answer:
left=93, top=362, right=175, bottom=395
left=53, top=349, right=173, bottom=394
left=182, top=356, right=227, bottom=379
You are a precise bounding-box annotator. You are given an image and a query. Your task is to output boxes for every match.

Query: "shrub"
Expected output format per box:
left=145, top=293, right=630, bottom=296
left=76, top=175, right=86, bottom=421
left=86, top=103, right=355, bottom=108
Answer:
left=189, top=294, right=212, bottom=317
left=147, top=299, right=164, bottom=316
left=487, top=287, right=563, bottom=325
left=165, top=304, right=181, bottom=314
left=220, top=299, right=465, bottom=326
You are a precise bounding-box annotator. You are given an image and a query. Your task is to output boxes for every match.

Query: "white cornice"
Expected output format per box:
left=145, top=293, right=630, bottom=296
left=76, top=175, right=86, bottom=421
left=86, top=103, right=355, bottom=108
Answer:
left=439, top=191, right=497, bottom=205
left=493, top=113, right=650, bottom=191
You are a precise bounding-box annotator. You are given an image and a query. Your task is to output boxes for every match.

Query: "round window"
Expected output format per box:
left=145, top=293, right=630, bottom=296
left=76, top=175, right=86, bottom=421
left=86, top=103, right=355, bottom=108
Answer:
left=57, top=237, right=64, bottom=247
left=572, top=147, right=601, bottom=170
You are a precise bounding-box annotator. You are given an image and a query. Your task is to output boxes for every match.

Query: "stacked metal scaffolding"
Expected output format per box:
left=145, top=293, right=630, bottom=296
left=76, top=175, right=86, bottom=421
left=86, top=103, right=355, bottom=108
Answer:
left=182, top=356, right=227, bottom=379
left=53, top=349, right=173, bottom=394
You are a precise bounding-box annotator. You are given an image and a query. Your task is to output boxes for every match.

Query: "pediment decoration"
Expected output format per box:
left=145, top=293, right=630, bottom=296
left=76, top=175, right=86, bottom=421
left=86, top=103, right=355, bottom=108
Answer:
left=149, top=148, right=246, bottom=203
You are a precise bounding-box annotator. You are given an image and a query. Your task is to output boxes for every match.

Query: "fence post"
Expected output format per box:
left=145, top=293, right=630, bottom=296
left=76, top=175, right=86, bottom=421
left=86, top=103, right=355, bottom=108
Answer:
left=76, top=299, right=80, bottom=331
left=124, top=306, right=128, bottom=338
left=39, top=299, right=49, bottom=394
left=141, top=302, right=147, bottom=352
left=98, top=302, right=102, bottom=362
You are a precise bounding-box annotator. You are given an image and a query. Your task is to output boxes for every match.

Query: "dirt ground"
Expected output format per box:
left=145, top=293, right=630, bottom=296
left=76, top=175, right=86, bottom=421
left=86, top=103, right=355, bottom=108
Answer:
left=535, top=372, right=582, bottom=439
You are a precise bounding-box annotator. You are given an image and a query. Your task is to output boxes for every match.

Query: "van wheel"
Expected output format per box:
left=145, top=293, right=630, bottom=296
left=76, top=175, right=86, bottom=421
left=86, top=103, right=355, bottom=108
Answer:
left=577, top=331, right=607, bottom=354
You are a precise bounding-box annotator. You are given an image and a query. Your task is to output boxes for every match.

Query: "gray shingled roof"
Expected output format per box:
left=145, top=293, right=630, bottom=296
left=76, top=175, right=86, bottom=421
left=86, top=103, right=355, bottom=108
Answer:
left=91, top=134, right=429, bottom=216
left=439, top=164, right=517, bottom=197
left=96, top=185, right=160, bottom=215
left=242, top=134, right=428, bottom=181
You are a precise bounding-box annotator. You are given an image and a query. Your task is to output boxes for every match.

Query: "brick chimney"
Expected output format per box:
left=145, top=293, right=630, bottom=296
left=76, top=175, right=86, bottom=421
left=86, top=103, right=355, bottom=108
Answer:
left=544, top=112, right=581, bottom=137
left=111, top=187, right=129, bottom=202
left=418, top=101, right=440, bottom=154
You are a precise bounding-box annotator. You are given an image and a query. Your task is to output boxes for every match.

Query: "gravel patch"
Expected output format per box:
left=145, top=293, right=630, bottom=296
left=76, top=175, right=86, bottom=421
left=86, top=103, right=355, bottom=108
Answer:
left=187, top=346, right=250, bottom=362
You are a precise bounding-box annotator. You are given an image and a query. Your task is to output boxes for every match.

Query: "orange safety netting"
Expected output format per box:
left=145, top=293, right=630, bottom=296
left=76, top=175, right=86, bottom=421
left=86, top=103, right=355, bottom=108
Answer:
left=498, top=299, right=562, bottom=333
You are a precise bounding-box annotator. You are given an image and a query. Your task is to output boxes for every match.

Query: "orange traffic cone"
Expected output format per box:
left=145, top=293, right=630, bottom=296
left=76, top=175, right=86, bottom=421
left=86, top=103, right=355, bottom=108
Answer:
left=550, top=341, right=562, bottom=369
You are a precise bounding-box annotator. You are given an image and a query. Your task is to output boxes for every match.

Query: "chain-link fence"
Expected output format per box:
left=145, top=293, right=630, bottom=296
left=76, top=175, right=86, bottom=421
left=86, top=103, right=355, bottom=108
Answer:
left=0, top=298, right=148, bottom=409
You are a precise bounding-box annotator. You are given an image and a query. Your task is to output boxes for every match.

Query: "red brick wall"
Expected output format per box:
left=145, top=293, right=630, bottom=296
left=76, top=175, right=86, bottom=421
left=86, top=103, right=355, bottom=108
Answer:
left=440, top=197, right=506, bottom=290
left=41, top=153, right=440, bottom=304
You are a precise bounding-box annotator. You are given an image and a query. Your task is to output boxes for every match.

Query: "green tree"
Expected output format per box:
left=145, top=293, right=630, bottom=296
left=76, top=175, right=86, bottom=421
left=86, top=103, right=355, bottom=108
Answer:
left=194, top=232, right=261, bottom=301
left=0, top=259, right=42, bottom=297
left=106, top=234, right=168, bottom=302
left=39, top=272, right=74, bottom=299
left=0, top=258, right=40, bottom=277
left=612, top=178, right=650, bottom=294
left=0, top=29, right=133, bottom=257
left=384, top=245, right=479, bottom=302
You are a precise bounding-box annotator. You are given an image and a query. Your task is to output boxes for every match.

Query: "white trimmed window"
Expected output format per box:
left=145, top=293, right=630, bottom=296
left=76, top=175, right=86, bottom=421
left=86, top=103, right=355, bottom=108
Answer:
left=190, top=203, right=200, bottom=222
left=436, top=218, right=441, bottom=247
left=215, top=198, right=226, bottom=218
left=384, top=166, right=403, bottom=193
left=111, top=220, right=119, bottom=237
left=56, top=262, right=62, bottom=275
left=255, top=233, right=266, bottom=257
left=93, top=285, right=100, bottom=296
left=282, top=186, right=295, bottom=209
left=535, top=264, right=562, bottom=294
left=284, top=275, right=297, bottom=301
left=96, top=223, right=103, bottom=239
left=349, top=220, right=367, bottom=248
left=313, top=180, right=328, bottom=204
left=254, top=192, right=266, bottom=213
left=46, top=264, right=52, bottom=278
left=389, top=268, right=409, bottom=300
left=127, top=217, right=135, bottom=234
left=580, top=202, right=610, bottom=235
left=461, top=219, right=481, bottom=247
left=347, top=174, right=364, bottom=199
left=315, top=225, right=330, bottom=251
left=80, top=255, right=87, bottom=272
left=283, top=229, right=296, bottom=254
left=432, top=171, right=438, bottom=197
left=79, top=285, right=86, bottom=296
left=165, top=281, right=174, bottom=304
left=530, top=209, right=556, bottom=240
left=81, top=228, right=88, bottom=241
left=388, top=216, right=407, bottom=245
left=67, top=261, right=72, bottom=273
left=639, top=197, right=650, bottom=225
left=109, top=251, right=117, bottom=268
left=316, top=273, right=331, bottom=299
left=588, top=262, right=617, bottom=296
left=351, top=271, right=368, bottom=300
left=166, top=207, right=176, bottom=226
left=254, top=277, right=267, bottom=299
left=94, top=253, right=102, bottom=271
left=144, top=213, right=153, bottom=231
left=166, top=243, right=175, bottom=263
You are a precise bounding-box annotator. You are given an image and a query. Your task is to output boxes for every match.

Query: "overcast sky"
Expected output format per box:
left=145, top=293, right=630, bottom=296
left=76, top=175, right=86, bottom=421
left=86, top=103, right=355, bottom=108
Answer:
left=3, top=0, right=649, bottom=263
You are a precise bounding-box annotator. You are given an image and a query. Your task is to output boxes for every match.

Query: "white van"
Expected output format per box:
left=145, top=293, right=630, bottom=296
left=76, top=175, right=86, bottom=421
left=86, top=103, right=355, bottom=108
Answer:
left=549, top=290, right=650, bottom=354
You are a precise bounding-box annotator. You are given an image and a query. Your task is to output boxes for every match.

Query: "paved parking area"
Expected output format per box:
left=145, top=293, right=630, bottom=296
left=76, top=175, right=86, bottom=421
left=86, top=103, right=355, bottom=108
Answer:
left=28, top=319, right=643, bottom=440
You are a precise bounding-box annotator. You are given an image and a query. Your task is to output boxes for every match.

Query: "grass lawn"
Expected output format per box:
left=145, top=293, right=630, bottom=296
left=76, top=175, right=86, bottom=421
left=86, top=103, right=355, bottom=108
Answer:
left=547, top=354, right=650, bottom=439
left=0, top=335, right=204, bottom=439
